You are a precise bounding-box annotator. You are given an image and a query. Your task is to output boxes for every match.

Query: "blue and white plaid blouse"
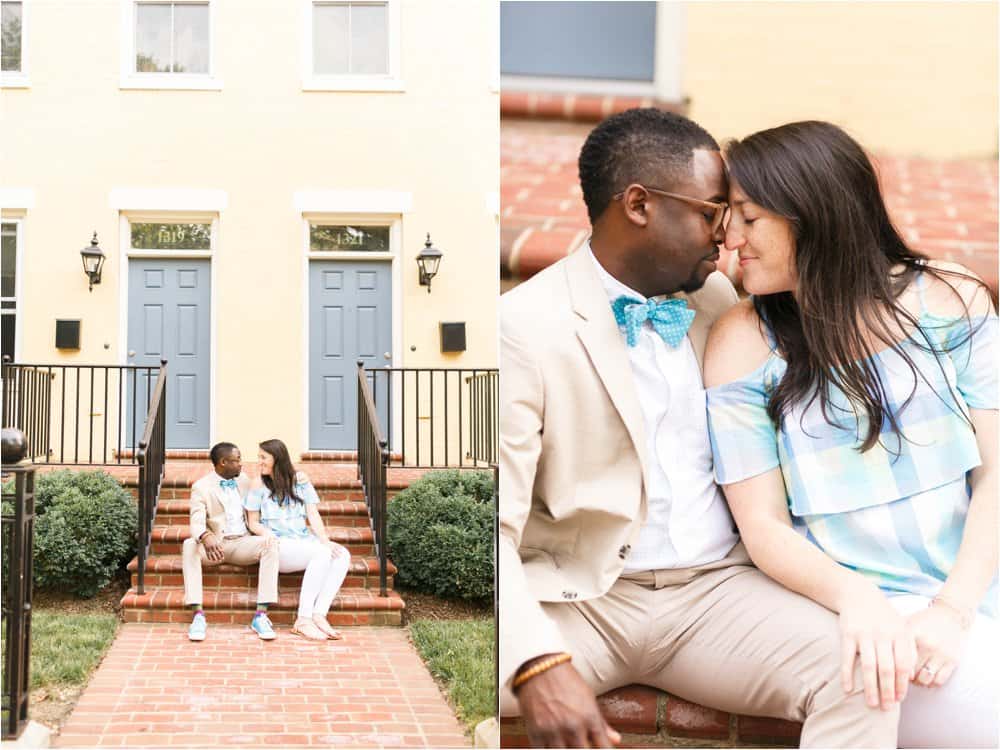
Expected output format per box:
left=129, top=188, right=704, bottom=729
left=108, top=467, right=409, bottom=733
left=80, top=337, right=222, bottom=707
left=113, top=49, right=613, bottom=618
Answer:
left=707, top=292, right=998, bottom=616
left=244, top=478, right=321, bottom=539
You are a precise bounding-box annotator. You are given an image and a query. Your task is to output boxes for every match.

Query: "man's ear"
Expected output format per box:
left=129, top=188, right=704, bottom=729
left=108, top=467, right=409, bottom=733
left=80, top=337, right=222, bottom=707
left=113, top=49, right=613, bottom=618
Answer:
left=620, top=184, right=649, bottom=228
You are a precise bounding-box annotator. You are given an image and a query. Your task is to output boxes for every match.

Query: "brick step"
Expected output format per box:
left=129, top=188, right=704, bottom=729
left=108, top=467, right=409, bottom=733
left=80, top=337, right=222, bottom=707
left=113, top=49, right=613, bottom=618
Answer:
left=148, top=525, right=375, bottom=557
left=120, top=586, right=404, bottom=627
left=117, top=450, right=211, bottom=461
left=145, top=485, right=401, bottom=502
left=152, top=499, right=371, bottom=526
left=300, top=451, right=405, bottom=464
left=127, top=554, right=396, bottom=591
left=500, top=685, right=800, bottom=748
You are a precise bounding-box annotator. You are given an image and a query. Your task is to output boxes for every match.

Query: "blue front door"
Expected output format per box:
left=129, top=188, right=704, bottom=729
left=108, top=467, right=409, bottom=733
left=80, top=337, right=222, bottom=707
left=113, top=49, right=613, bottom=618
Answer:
left=127, top=259, right=211, bottom=449
left=309, top=260, right=392, bottom=450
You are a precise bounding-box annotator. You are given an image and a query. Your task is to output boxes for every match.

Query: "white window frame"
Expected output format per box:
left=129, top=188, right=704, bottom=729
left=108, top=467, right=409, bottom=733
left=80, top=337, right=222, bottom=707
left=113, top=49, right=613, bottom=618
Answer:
left=301, top=0, right=403, bottom=92
left=1, top=0, right=29, bottom=88
left=301, top=211, right=402, bottom=451
left=120, top=0, right=222, bottom=91
left=118, top=210, right=219, bottom=447
left=500, top=0, right=683, bottom=102
left=0, top=216, right=24, bottom=362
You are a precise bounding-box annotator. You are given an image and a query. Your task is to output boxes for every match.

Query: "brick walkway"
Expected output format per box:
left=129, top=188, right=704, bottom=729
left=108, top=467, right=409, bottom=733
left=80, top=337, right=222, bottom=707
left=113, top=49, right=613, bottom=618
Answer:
left=54, top=625, right=470, bottom=748
left=500, top=118, right=999, bottom=293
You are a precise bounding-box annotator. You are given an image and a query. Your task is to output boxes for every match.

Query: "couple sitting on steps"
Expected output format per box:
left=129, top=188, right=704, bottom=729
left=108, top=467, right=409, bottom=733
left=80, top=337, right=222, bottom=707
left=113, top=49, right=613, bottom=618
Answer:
left=181, top=439, right=351, bottom=642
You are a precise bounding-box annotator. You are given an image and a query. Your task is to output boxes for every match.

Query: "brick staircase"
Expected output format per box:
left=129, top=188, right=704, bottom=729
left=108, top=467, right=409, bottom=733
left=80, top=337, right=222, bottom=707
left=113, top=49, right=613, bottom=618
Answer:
left=501, top=685, right=801, bottom=748
left=120, top=459, right=426, bottom=627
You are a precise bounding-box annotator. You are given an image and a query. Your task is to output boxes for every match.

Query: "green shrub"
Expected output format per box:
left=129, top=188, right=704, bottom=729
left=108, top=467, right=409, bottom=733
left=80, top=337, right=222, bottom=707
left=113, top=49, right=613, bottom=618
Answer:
left=10, top=471, right=137, bottom=598
left=386, top=470, right=494, bottom=600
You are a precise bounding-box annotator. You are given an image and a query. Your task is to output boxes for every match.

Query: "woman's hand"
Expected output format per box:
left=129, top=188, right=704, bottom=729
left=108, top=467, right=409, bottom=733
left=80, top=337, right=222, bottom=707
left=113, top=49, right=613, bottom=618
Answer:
left=906, top=604, right=968, bottom=688
left=838, top=585, right=917, bottom=710
left=321, top=537, right=349, bottom=560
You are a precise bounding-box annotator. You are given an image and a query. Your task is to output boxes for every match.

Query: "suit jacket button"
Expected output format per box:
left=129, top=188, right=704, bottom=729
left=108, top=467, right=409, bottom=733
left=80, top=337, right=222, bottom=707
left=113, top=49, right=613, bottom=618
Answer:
left=562, top=590, right=577, bottom=600
left=618, top=545, right=628, bottom=559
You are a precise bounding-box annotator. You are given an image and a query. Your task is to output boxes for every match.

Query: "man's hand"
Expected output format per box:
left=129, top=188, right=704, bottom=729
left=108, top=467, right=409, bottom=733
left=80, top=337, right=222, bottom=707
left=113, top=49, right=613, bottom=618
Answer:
left=201, top=532, right=225, bottom=563
left=516, top=659, right=621, bottom=748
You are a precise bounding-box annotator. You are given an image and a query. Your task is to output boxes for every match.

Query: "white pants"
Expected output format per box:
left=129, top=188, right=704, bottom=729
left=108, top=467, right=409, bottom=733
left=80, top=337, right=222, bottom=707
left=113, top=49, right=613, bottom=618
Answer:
left=889, top=594, right=999, bottom=748
left=277, top=537, right=350, bottom=620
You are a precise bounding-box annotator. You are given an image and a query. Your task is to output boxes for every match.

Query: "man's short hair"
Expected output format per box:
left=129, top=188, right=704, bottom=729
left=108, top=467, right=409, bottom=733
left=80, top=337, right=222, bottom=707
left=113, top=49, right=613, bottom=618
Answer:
left=578, top=108, right=719, bottom=224
left=209, top=442, right=238, bottom=466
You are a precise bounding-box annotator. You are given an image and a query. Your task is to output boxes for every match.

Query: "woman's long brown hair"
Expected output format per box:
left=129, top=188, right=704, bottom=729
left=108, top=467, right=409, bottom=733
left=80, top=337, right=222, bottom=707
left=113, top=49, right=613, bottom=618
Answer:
left=259, top=438, right=303, bottom=506
left=725, top=121, right=992, bottom=452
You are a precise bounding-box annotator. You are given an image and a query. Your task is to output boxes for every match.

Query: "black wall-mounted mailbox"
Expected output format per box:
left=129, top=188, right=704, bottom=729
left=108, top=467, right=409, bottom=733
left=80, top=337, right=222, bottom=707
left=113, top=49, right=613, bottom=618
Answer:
left=55, top=320, right=81, bottom=350
left=440, top=322, right=467, bottom=353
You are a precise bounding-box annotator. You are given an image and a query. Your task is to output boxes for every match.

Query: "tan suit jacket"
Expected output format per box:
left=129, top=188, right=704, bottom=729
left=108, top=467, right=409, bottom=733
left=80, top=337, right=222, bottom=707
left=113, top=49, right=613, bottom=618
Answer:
left=499, top=247, right=737, bottom=689
left=189, top=472, right=252, bottom=540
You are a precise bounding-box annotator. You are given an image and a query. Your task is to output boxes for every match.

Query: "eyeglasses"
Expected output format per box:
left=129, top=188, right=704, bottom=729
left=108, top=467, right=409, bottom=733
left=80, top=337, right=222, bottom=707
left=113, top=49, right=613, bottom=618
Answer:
left=612, top=185, right=729, bottom=234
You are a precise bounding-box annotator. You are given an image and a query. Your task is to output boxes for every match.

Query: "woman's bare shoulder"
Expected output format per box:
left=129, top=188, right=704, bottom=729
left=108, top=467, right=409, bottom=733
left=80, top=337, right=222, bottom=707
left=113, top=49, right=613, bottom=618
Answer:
left=913, top=260, right=994, bottom=318
left=704, top=298, right=775, bottom=388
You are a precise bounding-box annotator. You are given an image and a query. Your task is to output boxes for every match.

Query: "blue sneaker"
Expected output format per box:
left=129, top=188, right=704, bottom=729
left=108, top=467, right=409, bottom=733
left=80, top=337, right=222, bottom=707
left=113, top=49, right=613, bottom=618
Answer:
left=250, top=612, right=277, bottom=640
left=188, top=612, right=207, bottom=642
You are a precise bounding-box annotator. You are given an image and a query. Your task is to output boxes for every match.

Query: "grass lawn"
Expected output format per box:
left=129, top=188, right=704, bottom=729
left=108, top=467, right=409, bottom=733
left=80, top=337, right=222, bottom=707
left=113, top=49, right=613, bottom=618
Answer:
left=1, top=611, right=119, bottom=729
left=27, top=612, right=119, bottom=688
left=409, top=617, right=495, bottom=731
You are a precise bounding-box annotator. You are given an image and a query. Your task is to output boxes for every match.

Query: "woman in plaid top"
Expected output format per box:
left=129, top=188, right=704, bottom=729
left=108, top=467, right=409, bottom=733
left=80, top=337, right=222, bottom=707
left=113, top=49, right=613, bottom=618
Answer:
left=704, top=121, right=997, bottom=747
left=245, top=439, right=351, bottom=641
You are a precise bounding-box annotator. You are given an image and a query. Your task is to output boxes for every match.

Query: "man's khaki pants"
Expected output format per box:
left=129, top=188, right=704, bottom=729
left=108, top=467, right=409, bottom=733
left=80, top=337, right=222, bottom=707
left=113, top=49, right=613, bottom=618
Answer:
left=182, top=534, right=280, bottom=605
left=501, top=543, right=898, bottom=748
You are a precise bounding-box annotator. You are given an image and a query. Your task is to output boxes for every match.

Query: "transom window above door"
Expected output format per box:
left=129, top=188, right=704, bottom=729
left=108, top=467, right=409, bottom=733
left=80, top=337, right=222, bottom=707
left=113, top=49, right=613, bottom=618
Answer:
left=130, top=222, right=211, bottom=251
left=310, top=224, right=389, bottom=253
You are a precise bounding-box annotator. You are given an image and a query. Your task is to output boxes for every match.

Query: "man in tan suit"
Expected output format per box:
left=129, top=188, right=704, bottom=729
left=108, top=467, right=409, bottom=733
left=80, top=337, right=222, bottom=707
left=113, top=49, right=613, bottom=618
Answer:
left=182, top=442, right=280, bottom=641
left=500, top=109, right=899, bottom=747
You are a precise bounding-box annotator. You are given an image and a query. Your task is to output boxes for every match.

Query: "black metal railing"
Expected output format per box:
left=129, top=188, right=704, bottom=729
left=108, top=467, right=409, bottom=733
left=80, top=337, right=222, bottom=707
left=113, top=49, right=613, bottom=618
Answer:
left=2, top=466, right=36, bottom=741
left=135, top=364, right=167, bottom=595
left=0, top=362, right=161, bottom=465
left=1, top=364, right=52, bottom=461
left=365, top=367, right=500, bottom=468
left=357, top=362, right=390, bottom=597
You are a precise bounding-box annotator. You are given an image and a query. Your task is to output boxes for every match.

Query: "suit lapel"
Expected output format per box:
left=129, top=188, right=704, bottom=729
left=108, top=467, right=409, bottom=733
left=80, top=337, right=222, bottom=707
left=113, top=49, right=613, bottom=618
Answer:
left=565, top=249, right=650, bottom=483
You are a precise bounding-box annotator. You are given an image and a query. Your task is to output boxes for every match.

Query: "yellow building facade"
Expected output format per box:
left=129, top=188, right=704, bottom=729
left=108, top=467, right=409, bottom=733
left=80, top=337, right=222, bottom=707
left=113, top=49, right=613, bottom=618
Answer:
left=684, top=1, right=998, bottom=158
left=2, top=0, right=499, bottom=460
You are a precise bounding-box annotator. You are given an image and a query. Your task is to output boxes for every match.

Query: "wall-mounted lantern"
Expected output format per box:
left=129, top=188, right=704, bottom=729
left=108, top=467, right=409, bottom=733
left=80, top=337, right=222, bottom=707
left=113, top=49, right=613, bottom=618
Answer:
left=416, top=233, right=443, bottom=294
left=80, top=232, right=106, bottom=292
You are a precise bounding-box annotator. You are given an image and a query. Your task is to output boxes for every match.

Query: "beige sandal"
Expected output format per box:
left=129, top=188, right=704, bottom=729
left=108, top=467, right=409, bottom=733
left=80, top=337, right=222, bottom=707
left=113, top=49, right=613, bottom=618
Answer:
left=291, top=618, right=327, bottom=641
left=312, top=616, right=343, bottom=640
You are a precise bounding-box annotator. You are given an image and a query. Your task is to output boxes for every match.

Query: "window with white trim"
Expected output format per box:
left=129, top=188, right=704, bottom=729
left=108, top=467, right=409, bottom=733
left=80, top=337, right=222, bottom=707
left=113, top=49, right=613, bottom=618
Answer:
left=313, top=1, right=388, bottom=75
left=1, top=1, right=21, bottom=72
left=122, top=0, right=219, bottom=90
left=1, top=221, right=19, bottom=361
left=135, top=1, right=208, bottom=73
left=304, top=0, right=401, bottom=91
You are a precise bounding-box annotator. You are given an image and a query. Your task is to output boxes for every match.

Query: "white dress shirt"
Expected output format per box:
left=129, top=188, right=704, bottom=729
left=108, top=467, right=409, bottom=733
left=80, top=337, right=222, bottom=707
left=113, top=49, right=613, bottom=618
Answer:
left=213, top=472, right=249, bottom=537
left=588, top=245, right=738, bottom=571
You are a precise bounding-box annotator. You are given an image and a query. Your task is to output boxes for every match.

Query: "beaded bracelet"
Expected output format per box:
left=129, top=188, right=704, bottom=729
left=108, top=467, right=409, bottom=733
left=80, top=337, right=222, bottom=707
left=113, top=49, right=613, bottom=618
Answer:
left=512, top=653, right=572, bottom=691
left=930, top=595, right=974, bottom=630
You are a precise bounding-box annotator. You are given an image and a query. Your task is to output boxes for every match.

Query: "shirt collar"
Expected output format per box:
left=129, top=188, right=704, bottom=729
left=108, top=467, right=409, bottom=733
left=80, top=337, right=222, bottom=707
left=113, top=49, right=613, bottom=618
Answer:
left=586, top=241, right=647, bottom=304
left=585, top=241, right=680, bottom=305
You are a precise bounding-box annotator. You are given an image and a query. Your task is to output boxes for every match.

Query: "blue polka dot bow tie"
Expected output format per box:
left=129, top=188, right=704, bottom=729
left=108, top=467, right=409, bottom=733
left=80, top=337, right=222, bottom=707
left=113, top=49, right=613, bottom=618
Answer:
left=219, top=478, right=237, bottom=489
left=612, top=295, right=696, bottom=348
